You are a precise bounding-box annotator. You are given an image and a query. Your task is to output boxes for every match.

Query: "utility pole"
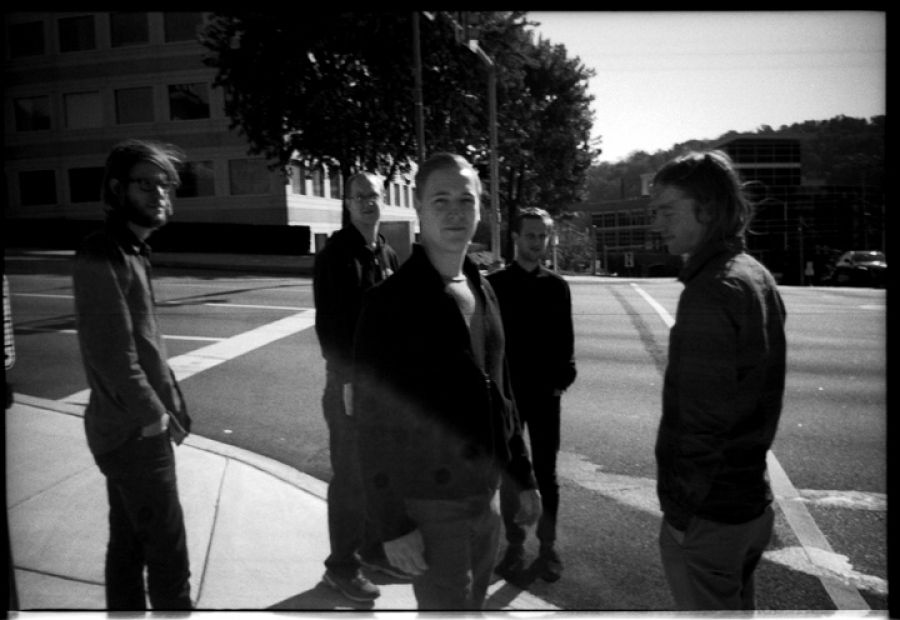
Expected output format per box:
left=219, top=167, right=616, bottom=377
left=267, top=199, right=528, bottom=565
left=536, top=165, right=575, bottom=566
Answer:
left=412, top=12, right=426, bottom=164
left=442, top=12, right=501, bottom=266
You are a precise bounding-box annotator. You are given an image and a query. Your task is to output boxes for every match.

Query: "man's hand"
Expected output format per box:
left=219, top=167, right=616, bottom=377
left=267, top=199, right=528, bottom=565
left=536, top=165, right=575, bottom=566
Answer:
left=141, top=412, right=169, bottom=438
left=515, top=489, right=542, bottom=525
left=383, top=529, right=428, bottom=577
left=342, top=383, right=353, bottom=417
left=168, top=413, right=188, bottom=445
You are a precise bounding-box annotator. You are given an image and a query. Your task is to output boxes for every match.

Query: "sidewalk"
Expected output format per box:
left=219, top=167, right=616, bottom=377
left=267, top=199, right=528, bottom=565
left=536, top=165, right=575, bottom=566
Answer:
left=6, top=394, right=558, bottom=612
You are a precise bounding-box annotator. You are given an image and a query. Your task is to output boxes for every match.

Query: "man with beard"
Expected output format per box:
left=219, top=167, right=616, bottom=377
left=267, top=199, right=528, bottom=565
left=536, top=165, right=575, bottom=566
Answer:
left=73, top=139, right=193, bottom=610
left=313, top=172, right=401, bottom=602
left=488, top=207, right=576, bottom=583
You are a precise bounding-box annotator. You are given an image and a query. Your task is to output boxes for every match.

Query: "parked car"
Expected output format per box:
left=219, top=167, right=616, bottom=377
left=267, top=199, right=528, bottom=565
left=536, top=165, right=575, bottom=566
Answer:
left=827, top=250, right=887, bottom=287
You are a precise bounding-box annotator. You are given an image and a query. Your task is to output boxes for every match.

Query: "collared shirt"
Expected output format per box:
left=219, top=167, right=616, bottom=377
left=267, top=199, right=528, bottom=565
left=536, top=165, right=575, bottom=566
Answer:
left=73, top=214, right=189, bottom=456
left=655, top=241, right=787, bottom=528
left=487, top=261, right=577, bottom=396
left=313, top=224, right=398, bottom=382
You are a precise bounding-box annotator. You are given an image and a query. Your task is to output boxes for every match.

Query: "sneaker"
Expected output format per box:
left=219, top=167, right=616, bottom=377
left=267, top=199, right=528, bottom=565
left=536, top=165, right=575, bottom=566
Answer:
left=322, top=570, right=381, bottom=602
left=495, top=544, right=525, bottom=578
left=360, top=555, right=414, bottom=581
left=538, top=547, right=563, bottom=582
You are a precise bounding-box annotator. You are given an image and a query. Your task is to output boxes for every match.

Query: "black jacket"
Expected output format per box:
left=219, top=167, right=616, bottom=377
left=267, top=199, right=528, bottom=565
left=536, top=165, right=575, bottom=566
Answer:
left=73, top=213, right=190, bottom=456
left=353, top=244, right=536, bottom=542
left=487, top=262, right=577, bottom=397
left=656, top=241, right=787, bottom=529
left=313, top=225, right=398, bottom=382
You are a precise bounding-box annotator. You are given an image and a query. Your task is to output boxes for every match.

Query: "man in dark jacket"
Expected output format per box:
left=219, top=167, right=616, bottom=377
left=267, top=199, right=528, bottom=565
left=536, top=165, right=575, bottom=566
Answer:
left=313, top=172, right=400, bottom=602
left=649, top=150, right=787, bottom=610
left=73, top=139, right=193, bottom=610
left=488, top=207, right=576, bottom=582
left=353, top=152, right=541, bottom=610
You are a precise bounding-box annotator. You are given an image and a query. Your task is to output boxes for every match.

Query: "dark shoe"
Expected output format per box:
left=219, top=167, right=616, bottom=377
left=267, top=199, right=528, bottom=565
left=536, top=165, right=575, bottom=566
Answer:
left=360, top=555, right=414, bottom=581
left=538, top=547, right=563, bottom=582
left=323, top=570, right=380, bottom=602
left=495, top=544, right=525, bottom=578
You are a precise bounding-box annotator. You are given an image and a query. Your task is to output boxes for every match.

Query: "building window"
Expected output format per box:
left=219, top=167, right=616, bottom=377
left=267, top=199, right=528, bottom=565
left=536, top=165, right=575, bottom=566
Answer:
left=311, top=169, right=324, bottom=197
left=58, top=15, right=96, bottom=53
left=403, top=184, right=410, bottom=208
left=110, top=12, right=149, bottom=47
left=64, top=91, right=103, bottom=129
left=329, top=169, right=342, bottom=199
left=14, top=96, right=51, bottom=132
left=228, top=159, right=269, bottom=196
left=289, top=161, right=306, bottom=195
left=176, top=161, right=215, bottom=198
left=168, top=83, right=210, bottom=121
left=393, top=183, right=401, bottom=207
left=9, top=21, right=45, bottom=57
left=115, top=86, right=154, bottom=124
left=68, top=167, right=104, bottom=203
left=19, top=170, right=57, bottom=206
left=164, top=12, right=203, bottom=42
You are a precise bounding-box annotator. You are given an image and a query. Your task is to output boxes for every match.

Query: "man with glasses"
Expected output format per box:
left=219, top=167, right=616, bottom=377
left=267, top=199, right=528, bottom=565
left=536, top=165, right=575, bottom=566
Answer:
left=73, top=139, right=193, bottom=610
left=313, top=171, right=401, bottom=602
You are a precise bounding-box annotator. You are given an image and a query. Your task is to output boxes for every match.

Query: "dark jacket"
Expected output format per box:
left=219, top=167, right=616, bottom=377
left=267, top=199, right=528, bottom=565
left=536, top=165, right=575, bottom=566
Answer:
left=353, top=244, right=537, bottom=542
left=73, top=213, right=191, bottom=456
left=655, top=241, right=787, bottom=530
left=313, top=225, right=398, bottom=382
left=487, top=262, right=577, bottom=397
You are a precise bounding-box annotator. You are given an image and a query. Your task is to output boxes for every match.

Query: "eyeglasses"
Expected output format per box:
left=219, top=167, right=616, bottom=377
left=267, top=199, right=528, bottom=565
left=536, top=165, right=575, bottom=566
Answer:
left=129, top=178, right=176, bottom=194
left=351, top=192, right=380, bottom=202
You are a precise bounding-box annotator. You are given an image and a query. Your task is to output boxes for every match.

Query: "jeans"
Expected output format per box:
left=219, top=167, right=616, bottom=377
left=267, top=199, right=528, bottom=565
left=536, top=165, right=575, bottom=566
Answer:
left=501, top=392, right=560, bottom=548
left=659, top=505, right=774, bottom=610
left=94, top=432, right=191, bottom=610
left=322, top=375, right=380, bottom=577
left=405, top=491, right=501, bottom=610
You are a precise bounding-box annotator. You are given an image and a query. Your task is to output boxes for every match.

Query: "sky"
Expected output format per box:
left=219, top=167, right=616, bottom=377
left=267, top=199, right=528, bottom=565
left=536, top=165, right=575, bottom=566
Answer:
left=527, top=11, right=885, bottom=164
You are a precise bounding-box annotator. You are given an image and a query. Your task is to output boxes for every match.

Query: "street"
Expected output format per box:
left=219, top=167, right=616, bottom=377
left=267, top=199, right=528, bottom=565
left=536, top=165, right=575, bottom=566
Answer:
left=4, top=256, right=887, bottom=611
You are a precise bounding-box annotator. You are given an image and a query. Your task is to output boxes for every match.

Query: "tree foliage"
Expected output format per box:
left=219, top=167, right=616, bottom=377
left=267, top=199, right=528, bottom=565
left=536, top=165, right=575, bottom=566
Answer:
left=200, top=11, right=597, bottom=258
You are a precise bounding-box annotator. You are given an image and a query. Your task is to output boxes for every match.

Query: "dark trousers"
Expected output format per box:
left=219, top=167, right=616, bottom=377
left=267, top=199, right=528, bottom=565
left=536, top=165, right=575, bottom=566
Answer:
left=501, top=392, right=560, bottom=548
left=659, top=505, right=774, bottom=610
left=322, top=375, right=379, bottom=577
left=94, top=433, right=192, bottom=611
left=406, top=491, right=501, bottom=610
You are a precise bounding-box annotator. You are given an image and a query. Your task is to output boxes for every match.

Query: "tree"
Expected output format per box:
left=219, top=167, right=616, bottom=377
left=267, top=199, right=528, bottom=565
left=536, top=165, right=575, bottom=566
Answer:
left=201, top=11, right=598, bottom=261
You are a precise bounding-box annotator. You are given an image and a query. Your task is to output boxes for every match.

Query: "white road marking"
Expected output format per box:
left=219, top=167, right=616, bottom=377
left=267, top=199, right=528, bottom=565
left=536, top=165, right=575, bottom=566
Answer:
left=630, top=283, right=674, bottom=328
left=18, top=326, right=223, bottom=342
left=630, top=283, right=872, bottom=610
left=201, top=303, right=310, bottom=311
left=556, top=449, right=885, bottom=597
left=60, top=309, right=316, bottom=406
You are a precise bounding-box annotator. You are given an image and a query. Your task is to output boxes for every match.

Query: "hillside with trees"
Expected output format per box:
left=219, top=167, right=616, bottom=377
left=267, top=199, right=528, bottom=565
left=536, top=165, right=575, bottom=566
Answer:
left=585, top=115, right=885, bottom=202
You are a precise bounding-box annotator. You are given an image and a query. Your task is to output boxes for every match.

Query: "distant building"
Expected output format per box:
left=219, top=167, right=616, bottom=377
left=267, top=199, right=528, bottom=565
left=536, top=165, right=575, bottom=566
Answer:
left=576, top=135, right=883, bottom=284
left=3, top=12, right=418, bottom=257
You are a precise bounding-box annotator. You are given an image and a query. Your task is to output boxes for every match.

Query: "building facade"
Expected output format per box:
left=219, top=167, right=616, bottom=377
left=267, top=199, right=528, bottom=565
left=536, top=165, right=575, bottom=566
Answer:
left=578, top=135, right=883, bottom=284
left=3, top=12, right=419, bottom=256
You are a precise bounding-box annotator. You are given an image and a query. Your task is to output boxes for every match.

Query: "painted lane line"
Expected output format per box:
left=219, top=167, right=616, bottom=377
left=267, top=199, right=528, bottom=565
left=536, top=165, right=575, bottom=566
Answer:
left=630, top=283, right=674, bottom=328
left=202, top=303, right=311, bottom=311
left=17, top=326, right=224, bottom=342
left=630, top=282, right=870, bottom=611
left=61, top=309, right=316, bottom=406
left=766, top=453, right=870, bottom=609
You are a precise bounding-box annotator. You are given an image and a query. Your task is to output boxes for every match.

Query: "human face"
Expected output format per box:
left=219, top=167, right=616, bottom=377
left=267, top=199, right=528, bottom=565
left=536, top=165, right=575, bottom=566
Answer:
left=347, top=175, right=382, bottom=230
left=115, top=161, right=175, bottom=230
left=649, top=184, right=707, bottom=257
left=415, top=165, right=481, bottom=254
left=513, top=217, right=550, bottom=265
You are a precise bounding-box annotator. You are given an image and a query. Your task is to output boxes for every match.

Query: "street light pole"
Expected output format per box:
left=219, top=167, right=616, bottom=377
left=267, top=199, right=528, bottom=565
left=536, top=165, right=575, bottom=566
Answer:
left=469, top=40, right=501, bottom=266
left=412, top=12, right=426, bottom=164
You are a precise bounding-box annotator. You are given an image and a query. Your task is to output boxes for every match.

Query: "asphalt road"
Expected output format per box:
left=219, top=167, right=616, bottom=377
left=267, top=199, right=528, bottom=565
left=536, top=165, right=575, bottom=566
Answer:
left=4, top=257, right=888, bottom=612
